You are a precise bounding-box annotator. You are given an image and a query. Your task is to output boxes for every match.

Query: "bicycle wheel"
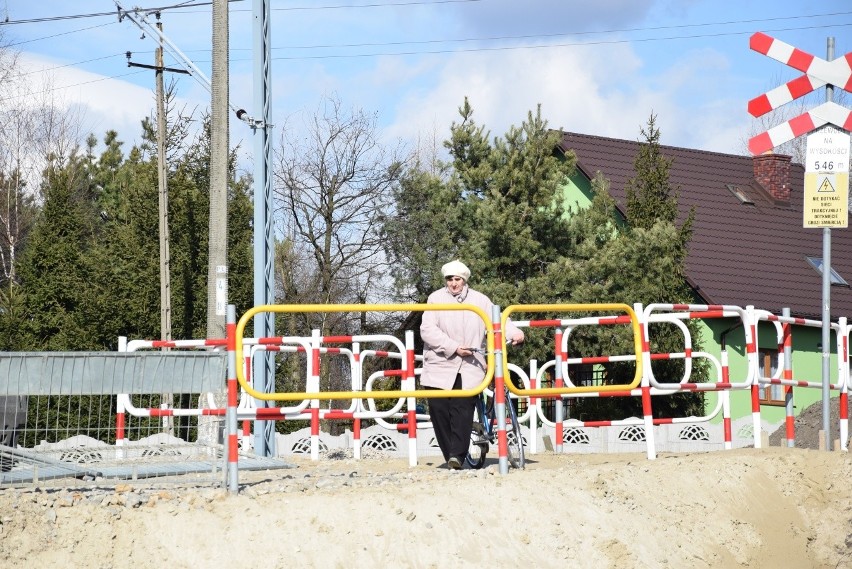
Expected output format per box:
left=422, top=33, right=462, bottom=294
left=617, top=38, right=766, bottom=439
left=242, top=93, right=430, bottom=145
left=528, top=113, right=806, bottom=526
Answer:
left=506, top=391, right=525, bottom=469
left=465, top=422, right=489, bottom=469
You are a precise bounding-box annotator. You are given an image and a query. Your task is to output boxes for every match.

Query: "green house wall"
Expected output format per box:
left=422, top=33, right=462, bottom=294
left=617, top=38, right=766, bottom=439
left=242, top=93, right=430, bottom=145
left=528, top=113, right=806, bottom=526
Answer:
left=563, top=171, right=841, bottom=426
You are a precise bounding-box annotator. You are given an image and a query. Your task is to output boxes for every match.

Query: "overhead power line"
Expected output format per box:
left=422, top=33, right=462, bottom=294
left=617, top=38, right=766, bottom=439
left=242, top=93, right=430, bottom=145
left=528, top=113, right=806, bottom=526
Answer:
left=0, top=1, right=221, bottom=25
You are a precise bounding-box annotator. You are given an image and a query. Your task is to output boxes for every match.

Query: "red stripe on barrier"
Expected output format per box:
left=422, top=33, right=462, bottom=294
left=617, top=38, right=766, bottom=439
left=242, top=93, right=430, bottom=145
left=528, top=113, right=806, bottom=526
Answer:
left=581, top=420, right=613, bottom=427
left=685, top=348, right=692, bottom=357
left=408, top=409, right=417, bottom=439
left=579, top=355, right=615, bottom=364
left=598, top=390, right=635, bottom=398
left=652, top=417, right=674, bottom=425
left=723, top=416, right=732, bottom=443
left=227, top=378, right=238, bottom=407
left=650, top=353, right=672, bottom=361
left=115, top=413, right=125, bottom=441
left=323, top=335, right=353, bottom=343
left=152, top=340, right=176, bottom=348
left=228, top=434, right=239, bottom=463
left=149, top=409, right=175, bottom=417
left=786, top=413, right=794, bottom=442
left=205, top=339, right=228, bottom=347
left=841, top=392, right=849, bottom=420
left=691, top=310, right=725, bottom=319
left=528, top=319, right=563, bottom=327
left=226, top=322, right=236, bottom=352
left=383, top=369, right=404, bottom=376
left=311, top=408, right=319, bottom=436
left=202, top=408, right=226, bottom=416
left=255, top=408, right=284, bottom=419
left=598, top=315, right=631, bottom=325
left=641, top=386, right=653, bottom=419
left=323, top=410, right=355, bottom=420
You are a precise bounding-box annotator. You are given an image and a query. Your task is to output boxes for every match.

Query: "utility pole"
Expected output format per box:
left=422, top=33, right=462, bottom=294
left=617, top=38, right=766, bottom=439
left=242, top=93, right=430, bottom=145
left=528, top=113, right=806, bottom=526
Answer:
left=156, top=14, right=173, bottom=436
left=208, top=0, right=229, bottom=340
left=250, top=0, right=275, bottom=457
left=126, top=13, right=191, bottom=438
left=155, top=14, right=171, bottom=348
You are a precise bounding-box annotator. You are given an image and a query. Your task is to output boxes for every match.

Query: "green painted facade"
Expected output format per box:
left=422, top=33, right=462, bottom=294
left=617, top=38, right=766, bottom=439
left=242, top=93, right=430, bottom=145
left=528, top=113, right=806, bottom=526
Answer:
left=563, top=171, right=842, bottom=426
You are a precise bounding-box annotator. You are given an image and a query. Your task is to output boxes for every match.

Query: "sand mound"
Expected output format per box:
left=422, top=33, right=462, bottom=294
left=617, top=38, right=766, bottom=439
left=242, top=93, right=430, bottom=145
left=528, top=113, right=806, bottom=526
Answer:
left=1, top=447, right=850, bottom=568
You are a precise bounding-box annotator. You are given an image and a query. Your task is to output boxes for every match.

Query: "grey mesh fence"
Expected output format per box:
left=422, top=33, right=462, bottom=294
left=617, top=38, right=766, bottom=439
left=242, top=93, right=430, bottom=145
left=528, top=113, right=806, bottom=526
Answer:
left=0, top=351, right=244, bottom=488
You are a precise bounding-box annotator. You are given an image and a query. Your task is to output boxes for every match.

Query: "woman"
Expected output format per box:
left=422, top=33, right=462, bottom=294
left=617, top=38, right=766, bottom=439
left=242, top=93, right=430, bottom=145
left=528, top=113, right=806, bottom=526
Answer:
left=419, top=260, right=524, bottom=469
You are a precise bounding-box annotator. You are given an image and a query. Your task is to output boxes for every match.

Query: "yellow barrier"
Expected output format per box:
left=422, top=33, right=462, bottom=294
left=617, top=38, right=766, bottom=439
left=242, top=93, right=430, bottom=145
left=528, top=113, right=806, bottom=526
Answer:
left=235, top=303, right=495, bottom=401
left=501, top=303, right=643, bottom=396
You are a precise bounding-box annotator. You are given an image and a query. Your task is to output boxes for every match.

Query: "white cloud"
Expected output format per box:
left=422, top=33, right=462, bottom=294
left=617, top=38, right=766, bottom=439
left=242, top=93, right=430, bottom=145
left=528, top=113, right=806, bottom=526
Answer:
left=382, top=39, right=751, bottom=156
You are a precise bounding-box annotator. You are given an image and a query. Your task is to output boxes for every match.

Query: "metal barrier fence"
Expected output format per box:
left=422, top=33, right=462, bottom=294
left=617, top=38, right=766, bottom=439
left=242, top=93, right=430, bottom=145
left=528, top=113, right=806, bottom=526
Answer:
left=0, top=301, right=848, bottom=492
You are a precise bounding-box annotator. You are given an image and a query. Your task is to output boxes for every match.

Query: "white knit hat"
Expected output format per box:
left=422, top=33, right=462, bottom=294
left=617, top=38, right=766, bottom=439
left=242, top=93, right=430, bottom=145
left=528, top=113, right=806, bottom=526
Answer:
left=441, top=260, right=470, bottom=282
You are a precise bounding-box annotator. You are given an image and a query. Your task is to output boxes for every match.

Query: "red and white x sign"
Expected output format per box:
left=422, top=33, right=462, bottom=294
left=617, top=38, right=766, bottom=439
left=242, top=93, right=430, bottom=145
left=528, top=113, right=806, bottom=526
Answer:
left=748, top=32, right=852, bottom=155
left=748, top=32, right=852, bottom=117
left=749, top=101, right=852, bottom=155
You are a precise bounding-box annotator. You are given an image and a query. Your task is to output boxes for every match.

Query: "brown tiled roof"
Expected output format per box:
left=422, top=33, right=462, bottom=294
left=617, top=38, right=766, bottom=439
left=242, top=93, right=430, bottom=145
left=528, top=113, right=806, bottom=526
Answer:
left=558, top=131, right=852, bottom=320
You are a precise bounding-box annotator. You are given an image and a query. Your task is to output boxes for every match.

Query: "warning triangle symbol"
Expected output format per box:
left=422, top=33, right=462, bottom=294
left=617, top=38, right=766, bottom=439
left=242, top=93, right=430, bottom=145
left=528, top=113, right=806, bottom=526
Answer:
left=817, top=177, right=836, bottom=193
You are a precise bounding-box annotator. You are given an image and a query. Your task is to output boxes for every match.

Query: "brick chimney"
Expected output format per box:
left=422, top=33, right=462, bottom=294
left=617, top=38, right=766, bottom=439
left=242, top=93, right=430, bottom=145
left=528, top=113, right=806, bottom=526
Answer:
left=753, top=153, right=791, bottom=202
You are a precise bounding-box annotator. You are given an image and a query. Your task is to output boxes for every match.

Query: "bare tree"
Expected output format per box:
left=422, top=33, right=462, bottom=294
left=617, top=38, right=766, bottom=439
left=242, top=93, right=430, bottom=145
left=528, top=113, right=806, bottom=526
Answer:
left=0, top=36, right=83, bottom=287
left=274, top=96, right=406, bottom=336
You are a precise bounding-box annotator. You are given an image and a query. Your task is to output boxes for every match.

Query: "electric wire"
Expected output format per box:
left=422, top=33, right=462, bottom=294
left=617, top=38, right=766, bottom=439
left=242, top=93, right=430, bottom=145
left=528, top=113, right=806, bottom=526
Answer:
left=2, top=4, right=849, bottom=102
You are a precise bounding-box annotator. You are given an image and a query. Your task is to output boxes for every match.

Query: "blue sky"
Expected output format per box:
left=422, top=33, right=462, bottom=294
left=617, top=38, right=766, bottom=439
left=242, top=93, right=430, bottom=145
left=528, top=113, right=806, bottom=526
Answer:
left=2, top=0, right=851, bottom=162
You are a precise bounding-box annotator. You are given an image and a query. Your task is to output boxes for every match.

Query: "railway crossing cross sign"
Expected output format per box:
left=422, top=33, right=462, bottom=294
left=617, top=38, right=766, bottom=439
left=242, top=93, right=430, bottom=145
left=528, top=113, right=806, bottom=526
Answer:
left=748, top=32, right=852, bottom=155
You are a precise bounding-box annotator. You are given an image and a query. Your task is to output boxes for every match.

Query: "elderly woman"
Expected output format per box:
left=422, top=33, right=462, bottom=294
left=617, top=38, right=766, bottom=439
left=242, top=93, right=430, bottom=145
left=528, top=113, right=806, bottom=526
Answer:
left=419, top=260, right=524, bottom=469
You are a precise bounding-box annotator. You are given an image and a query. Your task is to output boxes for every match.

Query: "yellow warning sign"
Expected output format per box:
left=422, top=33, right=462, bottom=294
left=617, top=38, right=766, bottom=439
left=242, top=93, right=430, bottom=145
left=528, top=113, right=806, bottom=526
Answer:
left=804, top=172, right=848, bottom=228
left=817, top=177, right=836, bottom=193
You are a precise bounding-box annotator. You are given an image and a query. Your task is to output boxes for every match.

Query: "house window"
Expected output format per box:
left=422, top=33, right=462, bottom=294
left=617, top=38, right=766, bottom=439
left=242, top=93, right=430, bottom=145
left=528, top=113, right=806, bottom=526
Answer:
left=758, top=349, right=785, bottom=405
left=806, top=256, right=849, bottom=286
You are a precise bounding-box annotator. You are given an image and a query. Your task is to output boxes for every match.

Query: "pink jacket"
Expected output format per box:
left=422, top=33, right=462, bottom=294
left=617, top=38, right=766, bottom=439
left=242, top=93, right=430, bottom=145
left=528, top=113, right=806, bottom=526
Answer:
left=419, top=286, right=521, bottom=390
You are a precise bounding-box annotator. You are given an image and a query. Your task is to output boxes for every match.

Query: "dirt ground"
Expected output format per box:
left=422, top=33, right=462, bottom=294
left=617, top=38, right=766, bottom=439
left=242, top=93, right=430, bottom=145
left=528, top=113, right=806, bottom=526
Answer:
left=0, top=444, right=850, bottom=569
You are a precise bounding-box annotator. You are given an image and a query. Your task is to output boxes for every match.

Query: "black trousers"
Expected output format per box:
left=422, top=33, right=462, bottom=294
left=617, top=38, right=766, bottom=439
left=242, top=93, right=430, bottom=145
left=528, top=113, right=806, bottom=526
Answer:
left=425, top=374, right=477, bottom=463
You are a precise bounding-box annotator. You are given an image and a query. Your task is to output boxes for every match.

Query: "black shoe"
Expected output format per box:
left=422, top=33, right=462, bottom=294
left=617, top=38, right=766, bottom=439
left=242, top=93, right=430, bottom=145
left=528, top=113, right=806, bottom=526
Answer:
left=447, top=456, right=462, bottom=470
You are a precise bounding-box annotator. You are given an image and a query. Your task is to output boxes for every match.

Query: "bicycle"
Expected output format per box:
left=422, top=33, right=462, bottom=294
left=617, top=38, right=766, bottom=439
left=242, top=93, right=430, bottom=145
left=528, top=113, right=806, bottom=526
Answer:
left=465, top=348, right=525, bottom=470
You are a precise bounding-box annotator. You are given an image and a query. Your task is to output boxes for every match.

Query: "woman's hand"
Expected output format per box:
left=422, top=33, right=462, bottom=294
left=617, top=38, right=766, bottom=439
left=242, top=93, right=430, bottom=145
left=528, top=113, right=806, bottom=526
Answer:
left=508, top=330, right=525, bottom=346
left=455, top=346, right=474, bottom=357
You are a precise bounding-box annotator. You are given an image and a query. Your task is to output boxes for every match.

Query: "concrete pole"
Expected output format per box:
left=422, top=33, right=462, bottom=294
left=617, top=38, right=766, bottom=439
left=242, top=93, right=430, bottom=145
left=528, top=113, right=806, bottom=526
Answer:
left=207, top=0, right=229, bottom=340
